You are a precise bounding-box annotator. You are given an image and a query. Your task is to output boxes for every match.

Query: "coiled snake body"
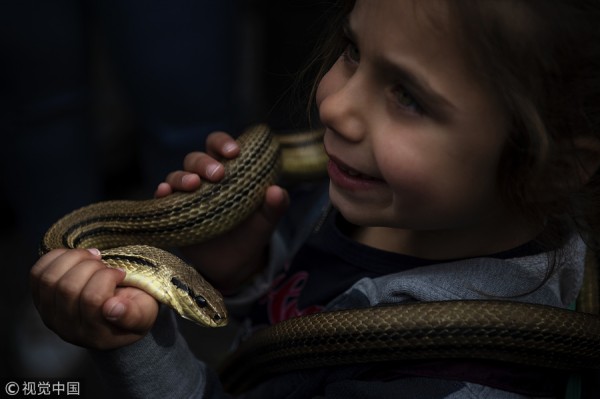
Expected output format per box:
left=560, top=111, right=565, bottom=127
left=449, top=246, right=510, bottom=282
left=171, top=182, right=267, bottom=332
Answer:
left=41, top=124, right=600, bottom=391
left=41, top=124, right=281, bottom=327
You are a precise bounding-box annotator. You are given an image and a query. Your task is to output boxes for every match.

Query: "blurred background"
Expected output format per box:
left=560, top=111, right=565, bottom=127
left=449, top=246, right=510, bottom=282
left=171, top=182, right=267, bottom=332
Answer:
left=0, top=0, right=333, bottom=396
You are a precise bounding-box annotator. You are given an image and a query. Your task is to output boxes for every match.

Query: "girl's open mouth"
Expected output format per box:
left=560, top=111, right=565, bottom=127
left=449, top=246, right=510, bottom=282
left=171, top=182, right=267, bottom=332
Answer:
left=327, top=156, right=384, bottom=191
left=335, top=161, right=379, bottom=180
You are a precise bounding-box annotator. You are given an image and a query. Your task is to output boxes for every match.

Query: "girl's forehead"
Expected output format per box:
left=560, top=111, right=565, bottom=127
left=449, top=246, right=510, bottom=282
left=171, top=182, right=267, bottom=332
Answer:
left=348, top=0, right=457, bottom=54
left=351, top=0, right=451, bottom=27
left=349, top=0, right=526, bottom=50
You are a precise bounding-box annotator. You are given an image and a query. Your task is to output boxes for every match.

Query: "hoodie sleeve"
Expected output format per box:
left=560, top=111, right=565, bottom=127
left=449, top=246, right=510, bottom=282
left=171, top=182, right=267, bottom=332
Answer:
left=90, top=307, right=230, bottom=399
left=89, top=185, right=330, bottom=398
left=88, top=230, right=293, bottom=399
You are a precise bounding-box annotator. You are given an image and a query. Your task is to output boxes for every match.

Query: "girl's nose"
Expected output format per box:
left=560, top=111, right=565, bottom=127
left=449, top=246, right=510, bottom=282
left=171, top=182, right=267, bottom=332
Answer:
left=317, top=68, right=368, bottom=142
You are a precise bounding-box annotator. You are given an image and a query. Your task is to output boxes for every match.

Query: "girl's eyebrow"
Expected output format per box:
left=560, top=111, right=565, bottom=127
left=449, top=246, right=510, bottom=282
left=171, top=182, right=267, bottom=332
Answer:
left=342, top=17, right=456, bottom=119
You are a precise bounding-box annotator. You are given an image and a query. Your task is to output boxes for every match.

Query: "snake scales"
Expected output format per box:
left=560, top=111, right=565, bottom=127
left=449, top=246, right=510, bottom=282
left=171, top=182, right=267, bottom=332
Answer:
left=41, top=124, right=281, bottom=327
left=41, top=124, right=600, bottom=391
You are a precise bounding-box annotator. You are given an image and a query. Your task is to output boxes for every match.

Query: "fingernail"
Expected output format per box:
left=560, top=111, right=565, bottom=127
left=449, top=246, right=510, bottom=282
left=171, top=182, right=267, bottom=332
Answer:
left=181, top=174, right=196, bottom=185
left=206, top=163, right=222, bottom=178
left=107, top=302, right=125, bottom=321
left=87, top=248, right=101, bottom=257
left=223, top=142, right=238, bottom=154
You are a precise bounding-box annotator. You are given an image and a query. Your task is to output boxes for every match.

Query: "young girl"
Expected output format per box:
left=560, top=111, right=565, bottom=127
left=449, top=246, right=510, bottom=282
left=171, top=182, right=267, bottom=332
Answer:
left=30, top=0, right=600, bottom=397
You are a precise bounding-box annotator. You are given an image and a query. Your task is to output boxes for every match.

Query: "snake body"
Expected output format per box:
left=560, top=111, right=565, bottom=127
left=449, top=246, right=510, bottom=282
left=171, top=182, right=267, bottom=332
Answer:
left=41, top=124, right=600, bottom=391
left=41, top=124, right=280, bottom=326
left=220, top=300, right=600, bottom=392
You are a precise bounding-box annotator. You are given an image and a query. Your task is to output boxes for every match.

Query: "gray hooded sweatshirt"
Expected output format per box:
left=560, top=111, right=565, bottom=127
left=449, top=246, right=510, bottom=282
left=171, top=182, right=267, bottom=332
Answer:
left=92, top=192, right=586, bottom=399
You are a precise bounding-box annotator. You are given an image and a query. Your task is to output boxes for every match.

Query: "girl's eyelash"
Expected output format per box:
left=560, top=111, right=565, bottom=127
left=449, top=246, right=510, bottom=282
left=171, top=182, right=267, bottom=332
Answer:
left=392, top=86, right=424, bottom=115
left=340, top=30, right=424, bottom=116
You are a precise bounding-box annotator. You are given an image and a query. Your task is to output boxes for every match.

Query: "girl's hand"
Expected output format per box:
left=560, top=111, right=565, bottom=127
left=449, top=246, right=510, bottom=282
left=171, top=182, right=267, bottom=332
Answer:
left=30, top=248, right=159, bottom=350
left=155, top=131, right=289, bottom=294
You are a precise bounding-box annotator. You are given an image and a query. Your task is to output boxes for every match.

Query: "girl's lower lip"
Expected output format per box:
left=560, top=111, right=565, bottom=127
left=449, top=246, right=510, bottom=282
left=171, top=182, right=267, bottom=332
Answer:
left=327, top=159, right=383, bottom=191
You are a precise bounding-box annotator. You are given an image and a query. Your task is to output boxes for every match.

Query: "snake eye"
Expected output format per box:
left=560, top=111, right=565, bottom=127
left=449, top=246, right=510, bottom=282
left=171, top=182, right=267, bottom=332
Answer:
left=194, top=295, right=208, bottom=308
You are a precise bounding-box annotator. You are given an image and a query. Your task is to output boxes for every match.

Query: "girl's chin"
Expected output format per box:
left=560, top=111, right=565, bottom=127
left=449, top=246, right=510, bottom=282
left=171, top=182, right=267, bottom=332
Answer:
left=329, top=188, right=392, bottom=227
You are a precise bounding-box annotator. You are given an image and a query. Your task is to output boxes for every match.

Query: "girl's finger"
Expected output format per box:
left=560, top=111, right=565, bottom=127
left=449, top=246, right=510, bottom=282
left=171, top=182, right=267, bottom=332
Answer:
left=154, top=182, right=173, bottom=198
left=261, top=185, right=290, bottom=225
left=51, top=258, right=108, bottom=326
left=205, top=131, right=239, bottom=158
left=163, top=170, right=202, bottom=191
left=103, top=287, right=158, bottom=333
left=79, top=266, right=126, bottom=320
left=182, top=152, right=225, bottom=182
left=31, top=249, right=100, bottom=309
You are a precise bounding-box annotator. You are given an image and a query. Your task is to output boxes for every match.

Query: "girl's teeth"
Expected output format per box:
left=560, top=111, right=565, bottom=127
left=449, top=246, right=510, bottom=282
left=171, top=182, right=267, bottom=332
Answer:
left=337, top=161, right=378, bottom=180
left=342, top=165, right=371, bottom=179
left=340, top=164, right=359, bottom=176
left=327, top=152, right=383, bottom=181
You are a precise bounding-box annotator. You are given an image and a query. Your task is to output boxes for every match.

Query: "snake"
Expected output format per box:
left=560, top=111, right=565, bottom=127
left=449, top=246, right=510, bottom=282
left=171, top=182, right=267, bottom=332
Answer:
left=220, top=300, right=600, bottom=392
left=40, top=124, right=600, bottom=391
left=40, top=124, right=283, bottom=327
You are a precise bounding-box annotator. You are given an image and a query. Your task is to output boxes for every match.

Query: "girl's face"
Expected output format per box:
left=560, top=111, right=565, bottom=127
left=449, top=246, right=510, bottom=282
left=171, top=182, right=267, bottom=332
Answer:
left=316, top=0, right=538, bottom=258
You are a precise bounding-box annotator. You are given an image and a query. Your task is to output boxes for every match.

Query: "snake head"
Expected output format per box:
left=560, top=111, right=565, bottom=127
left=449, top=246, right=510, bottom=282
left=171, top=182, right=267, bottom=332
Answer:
left=170, top=275, right=228, bottom=327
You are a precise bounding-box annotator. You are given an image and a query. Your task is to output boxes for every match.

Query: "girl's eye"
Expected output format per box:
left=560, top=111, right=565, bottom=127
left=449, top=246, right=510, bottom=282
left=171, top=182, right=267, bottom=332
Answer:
left=342, top=41, right=360, bottom=64
left=392, top=86, right=423, bottom=115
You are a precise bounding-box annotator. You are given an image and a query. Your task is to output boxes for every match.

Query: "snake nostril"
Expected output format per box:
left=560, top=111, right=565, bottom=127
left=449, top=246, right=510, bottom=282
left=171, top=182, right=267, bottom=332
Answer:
left=213, top=314, right=223, bottom=321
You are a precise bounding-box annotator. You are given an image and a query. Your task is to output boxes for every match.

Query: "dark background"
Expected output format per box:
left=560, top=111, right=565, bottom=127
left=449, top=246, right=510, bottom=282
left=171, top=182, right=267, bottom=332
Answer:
left=0, top=1, right=334, bottom=396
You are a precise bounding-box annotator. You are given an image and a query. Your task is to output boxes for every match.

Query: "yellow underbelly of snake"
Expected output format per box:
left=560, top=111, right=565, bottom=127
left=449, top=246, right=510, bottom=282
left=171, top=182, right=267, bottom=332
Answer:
left=40, top=124, right=600, bottom=391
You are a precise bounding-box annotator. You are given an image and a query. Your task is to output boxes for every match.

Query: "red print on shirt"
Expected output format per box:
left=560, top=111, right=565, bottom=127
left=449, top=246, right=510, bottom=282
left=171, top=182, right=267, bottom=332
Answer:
left=264, top=271, right=323, bottom=325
